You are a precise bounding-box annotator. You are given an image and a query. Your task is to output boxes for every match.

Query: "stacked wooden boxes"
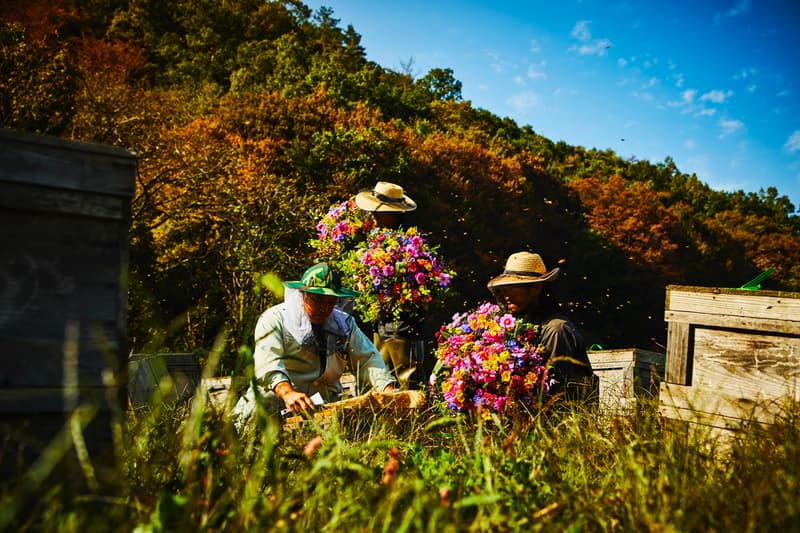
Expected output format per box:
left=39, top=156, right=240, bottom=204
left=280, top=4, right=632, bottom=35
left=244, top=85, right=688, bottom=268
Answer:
left=588, top=349, right=665, bottom=414
left=0, top=129, right=136, bottom=475
left=660, top=285, right=800, bottom=433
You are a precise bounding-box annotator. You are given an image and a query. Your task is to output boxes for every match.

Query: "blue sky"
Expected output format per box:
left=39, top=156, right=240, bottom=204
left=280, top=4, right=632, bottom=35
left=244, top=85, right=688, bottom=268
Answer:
left=304, top=0, right=800, bottom=209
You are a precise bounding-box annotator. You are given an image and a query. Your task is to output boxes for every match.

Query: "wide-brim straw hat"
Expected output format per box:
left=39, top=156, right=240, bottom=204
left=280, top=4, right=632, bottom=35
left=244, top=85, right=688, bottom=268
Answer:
left=487, top=251, right=560, bottom=289
left=284, top=263, right=359, bottom=298
left=355, top=181, right=417, bottom=212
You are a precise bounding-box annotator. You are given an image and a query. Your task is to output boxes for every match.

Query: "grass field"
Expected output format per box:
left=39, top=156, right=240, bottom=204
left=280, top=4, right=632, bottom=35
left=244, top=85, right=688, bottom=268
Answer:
left=2, top=376, right=799, bottom=532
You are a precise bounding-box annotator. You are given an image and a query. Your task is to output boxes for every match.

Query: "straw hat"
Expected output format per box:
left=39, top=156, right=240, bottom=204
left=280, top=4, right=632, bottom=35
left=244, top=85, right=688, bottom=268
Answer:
left=355, top=181, right=417, bottom=212
left=284, top=263, right=359, bottom=298
left=487, top=252, right=560, bottom=289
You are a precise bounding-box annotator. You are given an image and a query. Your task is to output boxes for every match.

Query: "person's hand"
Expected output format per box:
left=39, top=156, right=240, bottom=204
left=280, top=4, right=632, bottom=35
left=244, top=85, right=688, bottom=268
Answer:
left=274, top=381, right=314, bottom=413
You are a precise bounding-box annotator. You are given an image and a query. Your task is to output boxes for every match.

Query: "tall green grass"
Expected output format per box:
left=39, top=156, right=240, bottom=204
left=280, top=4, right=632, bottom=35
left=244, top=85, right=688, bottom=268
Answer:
left=2, top=387, right=799, bottom=532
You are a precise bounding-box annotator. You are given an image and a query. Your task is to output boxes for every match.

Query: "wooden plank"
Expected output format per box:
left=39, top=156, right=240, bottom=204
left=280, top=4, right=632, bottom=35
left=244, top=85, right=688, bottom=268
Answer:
left=0, top=209, right=129, bottom=242
left=283, top=390, right=426, bottom=430
left=666, top=285, right=800, bottom=322
left=0, top=331, right=124, bottom=387
left=588, top=349, right=636, bottom=370
left=0, top=387, right=118, bottom=413
left=659, top=382, right=784, bottom=427
left=0, top=181, right=130, bottom=220
left=665, top=321, right=692, bottom=385
left=0, top=283, right=122, bottom=327
left=665, top=310, right=800, bottom=335
left=0, top=128, right=136, bottom=197
left=691, top=327, right=800, bottom=401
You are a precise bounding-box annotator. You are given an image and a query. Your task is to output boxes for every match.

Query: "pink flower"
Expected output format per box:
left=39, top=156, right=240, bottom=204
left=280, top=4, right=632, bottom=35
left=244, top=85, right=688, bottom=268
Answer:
left=498, top=314, right=516, bottom=330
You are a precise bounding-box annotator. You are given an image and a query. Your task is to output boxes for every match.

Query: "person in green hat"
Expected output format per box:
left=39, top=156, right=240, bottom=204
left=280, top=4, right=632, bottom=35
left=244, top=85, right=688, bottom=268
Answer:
left=232, top=263, right=397, bottom=431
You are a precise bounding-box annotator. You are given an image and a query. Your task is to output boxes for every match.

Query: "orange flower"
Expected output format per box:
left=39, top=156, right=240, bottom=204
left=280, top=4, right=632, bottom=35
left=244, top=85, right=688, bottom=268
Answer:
left=303, top=435, right=323, bottom=458
left=382, top=448, right=400, bottom=485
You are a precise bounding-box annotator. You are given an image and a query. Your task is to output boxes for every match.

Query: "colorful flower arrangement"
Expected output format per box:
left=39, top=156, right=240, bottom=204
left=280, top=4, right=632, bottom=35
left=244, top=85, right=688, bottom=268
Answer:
left=310, top=198, right=377, bottom=260
left=345, top=227, right=455, bottom=324
left=429, top=302, right=550, bottom=418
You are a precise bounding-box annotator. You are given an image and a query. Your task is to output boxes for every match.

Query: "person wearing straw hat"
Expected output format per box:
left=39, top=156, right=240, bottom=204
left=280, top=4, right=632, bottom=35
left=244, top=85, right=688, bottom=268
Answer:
left=488, top=251, right=596, bottom=401
left=354, top=182, right=428, bottom=390
left=354, top=181, right=417, bottom=229
left=232, top=263, right=397, bottom=431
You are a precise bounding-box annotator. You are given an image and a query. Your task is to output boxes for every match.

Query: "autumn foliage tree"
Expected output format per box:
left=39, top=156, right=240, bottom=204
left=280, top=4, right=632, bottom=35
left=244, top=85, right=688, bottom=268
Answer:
left=2, top=0, right=799, bottom=364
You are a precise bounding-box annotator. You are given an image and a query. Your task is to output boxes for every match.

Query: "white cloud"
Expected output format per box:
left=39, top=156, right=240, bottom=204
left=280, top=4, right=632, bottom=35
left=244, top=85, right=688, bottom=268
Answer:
left=642, top=77, right=657, bottom=89
left=553, top=87, right=578, bottom=97
left=733, top=66, right=758, bottom=80
left=666, top=89, right=697, bottom=109
left=715, top=0, right=752, bottom=24
left=568, top=20, right=611, bottom=56
left=727, top=0, right=752, bottom=17
left=617, top=58, right=628, bottom=67
left=485, top=50, right=506, bottom=73
left=527, top=64, right=547, bottom=80
left=719, top=118, right=744, bottom=137
left=695, top=108, right=717, bottom=117
left=513, top=75, right=525, bottom=86
left=571, top=20, right=592, bottom=41
left=507, top=91, right=541, bottom=112
left=700, top=89, right=733, bottom=104
left=777, top=88, right=791, bottom=97
left=785, top=130, right=800, bottom=153
left=632, top=91, right=654, bottom=102
left=747, top=84, right=757, bottom=93
left=570, top=39, right=612, bottom=57
left=529, top=38, right=541, bottom=54
left=684, top=139, right=697, bottom=150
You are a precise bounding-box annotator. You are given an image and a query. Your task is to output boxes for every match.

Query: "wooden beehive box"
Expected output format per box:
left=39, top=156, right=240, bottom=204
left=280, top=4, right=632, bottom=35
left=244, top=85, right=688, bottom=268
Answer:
left=0, top=129, right=136, bottom=476
left=128, top=353, right=202, bottom=408
left=660, top=285, right=800, bottom=432
left=588, top=349, right=665, bottom=414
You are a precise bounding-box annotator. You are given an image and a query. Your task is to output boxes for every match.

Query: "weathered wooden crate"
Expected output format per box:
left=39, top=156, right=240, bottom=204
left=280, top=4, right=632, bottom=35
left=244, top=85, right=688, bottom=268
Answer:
left=128, top=353, right=202, bottom=408
left=0, top=129, right=136, bottom=477
left=588, top=349, right=665, bottom=414
left=659, top=285, right=800, bottom=433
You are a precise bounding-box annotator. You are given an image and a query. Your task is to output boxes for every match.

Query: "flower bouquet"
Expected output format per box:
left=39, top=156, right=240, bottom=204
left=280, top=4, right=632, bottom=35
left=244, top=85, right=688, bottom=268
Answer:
left=310, top=198, right=377, bottom=260
left=429, top=302, right=550, bottom=418
left=345, top=227, right=455, bottom=324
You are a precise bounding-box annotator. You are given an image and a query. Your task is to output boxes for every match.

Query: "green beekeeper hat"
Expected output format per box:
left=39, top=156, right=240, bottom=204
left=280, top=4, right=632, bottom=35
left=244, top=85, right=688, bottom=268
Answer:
left=284, top=262, right=359, bottom=298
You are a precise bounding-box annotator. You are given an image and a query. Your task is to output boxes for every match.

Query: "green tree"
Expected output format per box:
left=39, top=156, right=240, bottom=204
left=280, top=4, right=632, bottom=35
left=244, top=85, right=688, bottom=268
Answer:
left=415, top=67, right=462, bottom=102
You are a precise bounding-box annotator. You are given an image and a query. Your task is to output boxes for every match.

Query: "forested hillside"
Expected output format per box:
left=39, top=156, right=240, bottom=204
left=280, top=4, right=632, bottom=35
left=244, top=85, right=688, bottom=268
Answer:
left=3, top=0, right=799, bottom=368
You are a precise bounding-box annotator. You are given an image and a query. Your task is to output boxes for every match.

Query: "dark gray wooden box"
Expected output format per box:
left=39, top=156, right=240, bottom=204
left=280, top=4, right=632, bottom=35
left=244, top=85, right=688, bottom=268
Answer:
left=0, top=129, right=136, bottom=474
